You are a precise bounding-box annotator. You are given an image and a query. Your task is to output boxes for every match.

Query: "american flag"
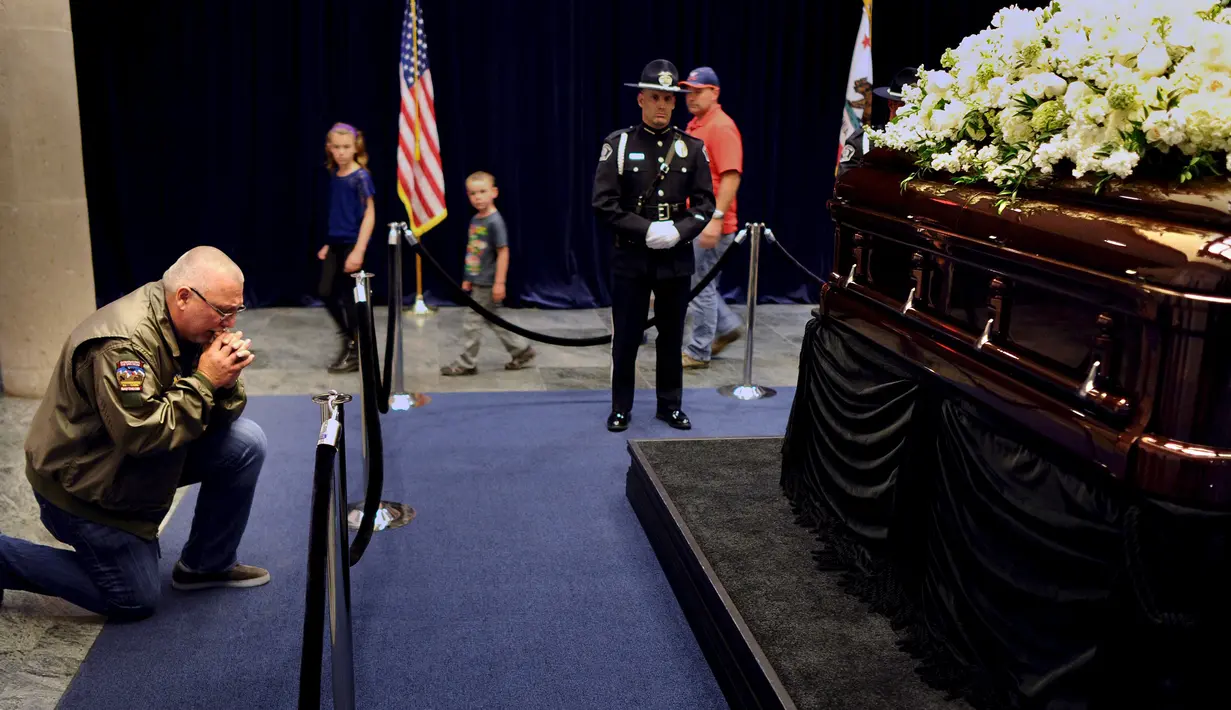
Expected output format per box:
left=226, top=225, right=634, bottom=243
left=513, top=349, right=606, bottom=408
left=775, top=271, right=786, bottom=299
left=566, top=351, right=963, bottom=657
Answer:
left=397, top=0, right=446, bottom=236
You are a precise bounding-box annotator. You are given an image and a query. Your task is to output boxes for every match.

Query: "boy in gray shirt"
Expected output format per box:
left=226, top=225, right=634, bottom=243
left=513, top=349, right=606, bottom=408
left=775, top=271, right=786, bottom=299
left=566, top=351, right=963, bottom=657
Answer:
left=441, top=172, right=536, bottom=375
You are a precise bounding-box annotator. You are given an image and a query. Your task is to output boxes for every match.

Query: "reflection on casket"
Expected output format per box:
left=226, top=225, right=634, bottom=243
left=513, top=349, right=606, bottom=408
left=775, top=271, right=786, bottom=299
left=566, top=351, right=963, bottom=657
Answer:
left=781, top=149, right=1231, bottom=708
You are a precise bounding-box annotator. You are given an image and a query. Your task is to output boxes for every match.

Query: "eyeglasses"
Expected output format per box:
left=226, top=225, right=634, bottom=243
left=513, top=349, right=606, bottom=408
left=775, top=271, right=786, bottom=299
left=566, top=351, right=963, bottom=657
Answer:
left=189, top=287, right=246, bottom=320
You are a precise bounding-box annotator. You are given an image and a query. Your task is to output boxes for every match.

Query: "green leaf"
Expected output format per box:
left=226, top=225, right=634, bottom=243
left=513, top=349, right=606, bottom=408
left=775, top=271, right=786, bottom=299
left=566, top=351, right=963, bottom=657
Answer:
left=1012, top=93, right=1041, bottom=118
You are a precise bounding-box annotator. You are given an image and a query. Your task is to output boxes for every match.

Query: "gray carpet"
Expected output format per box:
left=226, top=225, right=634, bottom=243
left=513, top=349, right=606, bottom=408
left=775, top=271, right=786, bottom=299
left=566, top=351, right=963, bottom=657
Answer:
left=638, top=436, right=969, bottom=710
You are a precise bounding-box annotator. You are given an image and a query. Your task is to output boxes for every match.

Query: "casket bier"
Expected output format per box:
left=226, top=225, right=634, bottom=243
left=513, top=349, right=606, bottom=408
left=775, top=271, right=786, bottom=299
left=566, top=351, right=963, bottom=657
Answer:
left=826, top=147, right=1231, bottom=508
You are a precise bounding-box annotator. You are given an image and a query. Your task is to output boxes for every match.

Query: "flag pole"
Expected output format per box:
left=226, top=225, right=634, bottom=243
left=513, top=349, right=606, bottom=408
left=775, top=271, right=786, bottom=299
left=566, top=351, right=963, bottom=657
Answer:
left=407, top=0, right=436, bottom=316
left=412, top=253, right=433, bottom=314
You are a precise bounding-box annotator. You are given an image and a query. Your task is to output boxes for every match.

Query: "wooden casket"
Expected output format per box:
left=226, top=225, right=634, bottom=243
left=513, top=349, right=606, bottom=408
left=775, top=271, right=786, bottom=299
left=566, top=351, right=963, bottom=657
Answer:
left=781, top=146, right=1231, bottom=708
left=827, top=147, right=1231, bottom=508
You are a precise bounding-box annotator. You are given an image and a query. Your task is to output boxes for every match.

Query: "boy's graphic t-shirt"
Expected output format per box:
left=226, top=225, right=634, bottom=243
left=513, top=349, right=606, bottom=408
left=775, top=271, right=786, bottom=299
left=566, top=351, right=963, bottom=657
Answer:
left=465, top=212, right=508, bottom=286
left=327, top=167, right=376, bottom=243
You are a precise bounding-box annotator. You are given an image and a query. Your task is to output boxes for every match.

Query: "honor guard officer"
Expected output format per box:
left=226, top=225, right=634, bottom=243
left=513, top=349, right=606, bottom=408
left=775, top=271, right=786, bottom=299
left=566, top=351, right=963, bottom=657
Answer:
left=592, top=59, right=716, bottom=432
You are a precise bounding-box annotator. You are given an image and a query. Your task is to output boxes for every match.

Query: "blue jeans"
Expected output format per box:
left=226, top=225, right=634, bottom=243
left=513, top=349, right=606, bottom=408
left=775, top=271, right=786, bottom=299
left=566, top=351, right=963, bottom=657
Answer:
left=685, top=231, right=743, bottom=361
left=0, top=417, right=266, bottom=620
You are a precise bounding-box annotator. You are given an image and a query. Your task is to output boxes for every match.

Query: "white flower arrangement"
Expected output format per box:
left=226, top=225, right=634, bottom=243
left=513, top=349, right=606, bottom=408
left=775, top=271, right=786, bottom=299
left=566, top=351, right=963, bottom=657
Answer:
left=867, top=0, right=1231, bottom=210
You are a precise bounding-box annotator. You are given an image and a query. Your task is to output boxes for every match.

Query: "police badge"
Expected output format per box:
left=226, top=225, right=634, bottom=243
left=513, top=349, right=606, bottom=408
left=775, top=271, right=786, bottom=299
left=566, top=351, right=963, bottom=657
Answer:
left=674, top=139, right=687, bottom=159
left=116, top=360, right=146, bottom=392
left=657, top=71, right=672, bottom=87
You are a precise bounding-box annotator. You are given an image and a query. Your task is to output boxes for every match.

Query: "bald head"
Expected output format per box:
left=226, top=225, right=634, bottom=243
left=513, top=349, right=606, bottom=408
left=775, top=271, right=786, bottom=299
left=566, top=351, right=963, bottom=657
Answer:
left=163, top=246, right=243, bottom=292
left=164, top=247, right=246, bottom=344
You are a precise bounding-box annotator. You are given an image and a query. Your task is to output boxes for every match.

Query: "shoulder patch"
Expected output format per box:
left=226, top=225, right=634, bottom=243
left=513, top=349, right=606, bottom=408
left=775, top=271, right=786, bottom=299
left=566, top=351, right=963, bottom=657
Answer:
left=702, top=144, right=710, bottom=162
left=116, top=360, right=146, bottom=392
left=600, top=143, right=613, bottom=162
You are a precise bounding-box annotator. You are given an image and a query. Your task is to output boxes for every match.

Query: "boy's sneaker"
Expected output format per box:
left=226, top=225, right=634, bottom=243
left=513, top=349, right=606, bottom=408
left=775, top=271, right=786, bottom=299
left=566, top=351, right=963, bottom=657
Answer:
left=441, top=363, right=477, bottom=376
left=505, top=346, right=537, bottom=370
left=171, top=561, right=270, bottom=591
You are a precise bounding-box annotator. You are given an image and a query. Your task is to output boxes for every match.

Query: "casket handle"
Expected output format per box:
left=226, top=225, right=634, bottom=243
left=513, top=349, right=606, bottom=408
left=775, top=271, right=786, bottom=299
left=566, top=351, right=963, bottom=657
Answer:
left=1079, top=361, right=1101, bottom=397
left=836, top=280, right=1133, bottom=419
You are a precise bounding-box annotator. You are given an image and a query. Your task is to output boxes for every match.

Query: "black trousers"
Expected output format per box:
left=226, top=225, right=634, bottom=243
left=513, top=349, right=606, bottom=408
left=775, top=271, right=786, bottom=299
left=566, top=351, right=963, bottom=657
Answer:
left=611, top=272, right=689, bottom=414
left=318, top=243, right=357, bottom=338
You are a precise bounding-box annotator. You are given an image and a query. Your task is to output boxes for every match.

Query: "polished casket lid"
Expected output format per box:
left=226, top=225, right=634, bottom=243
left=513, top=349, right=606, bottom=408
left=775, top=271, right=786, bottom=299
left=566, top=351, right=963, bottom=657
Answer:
left=838, top=149, right=1231, bottom=298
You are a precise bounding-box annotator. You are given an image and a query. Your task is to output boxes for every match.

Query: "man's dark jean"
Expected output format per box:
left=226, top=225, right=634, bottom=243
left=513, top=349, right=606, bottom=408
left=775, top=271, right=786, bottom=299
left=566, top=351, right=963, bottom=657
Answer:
left=0, top=417, right=266, bottom=620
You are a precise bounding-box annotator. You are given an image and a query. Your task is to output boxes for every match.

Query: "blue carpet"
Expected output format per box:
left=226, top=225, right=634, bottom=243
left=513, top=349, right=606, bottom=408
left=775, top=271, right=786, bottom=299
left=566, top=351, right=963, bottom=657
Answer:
left=60, top=387, right=794, bottom=709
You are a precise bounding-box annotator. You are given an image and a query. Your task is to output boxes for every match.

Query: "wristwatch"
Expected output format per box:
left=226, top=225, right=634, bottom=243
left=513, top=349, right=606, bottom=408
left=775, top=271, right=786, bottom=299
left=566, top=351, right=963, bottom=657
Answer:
left=711, top=209, right=725, bottom=221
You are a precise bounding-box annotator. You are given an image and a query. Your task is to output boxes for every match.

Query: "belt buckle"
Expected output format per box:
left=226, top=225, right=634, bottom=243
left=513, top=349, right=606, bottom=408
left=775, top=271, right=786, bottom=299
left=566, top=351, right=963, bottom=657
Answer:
left=656, top=203, right=670, bottom=221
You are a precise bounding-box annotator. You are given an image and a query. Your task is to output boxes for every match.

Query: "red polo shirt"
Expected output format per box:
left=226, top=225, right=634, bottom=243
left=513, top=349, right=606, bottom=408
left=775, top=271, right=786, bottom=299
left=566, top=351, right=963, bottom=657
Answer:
left=686, top=104, right=742, bottom=234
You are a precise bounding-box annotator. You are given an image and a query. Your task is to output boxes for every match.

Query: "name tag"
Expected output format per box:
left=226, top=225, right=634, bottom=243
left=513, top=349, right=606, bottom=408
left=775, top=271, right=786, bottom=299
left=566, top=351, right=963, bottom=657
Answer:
left=628, top=152, right=645, bottom=160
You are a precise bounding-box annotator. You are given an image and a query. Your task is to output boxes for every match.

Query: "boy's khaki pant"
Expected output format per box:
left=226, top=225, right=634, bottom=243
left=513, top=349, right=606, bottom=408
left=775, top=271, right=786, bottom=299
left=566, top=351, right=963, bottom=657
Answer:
left=456, top=284, right=530, bottom=369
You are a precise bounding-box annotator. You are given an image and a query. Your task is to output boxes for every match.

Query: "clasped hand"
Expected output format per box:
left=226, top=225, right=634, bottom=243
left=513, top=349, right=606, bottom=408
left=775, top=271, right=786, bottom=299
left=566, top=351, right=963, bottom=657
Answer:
left=645, top=221, right=680, bottom=250
left=197, top=329, right=256, bottom=390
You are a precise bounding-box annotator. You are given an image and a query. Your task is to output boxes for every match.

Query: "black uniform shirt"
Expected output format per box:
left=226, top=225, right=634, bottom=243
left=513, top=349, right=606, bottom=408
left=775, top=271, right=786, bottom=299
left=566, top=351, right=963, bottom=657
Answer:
left=592, top=123, right=716, bottom=278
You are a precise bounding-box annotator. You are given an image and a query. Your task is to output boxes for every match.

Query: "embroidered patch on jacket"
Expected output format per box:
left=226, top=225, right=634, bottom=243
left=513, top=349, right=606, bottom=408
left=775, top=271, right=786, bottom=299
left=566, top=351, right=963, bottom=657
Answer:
left=116, top=360, right=146, bottom=392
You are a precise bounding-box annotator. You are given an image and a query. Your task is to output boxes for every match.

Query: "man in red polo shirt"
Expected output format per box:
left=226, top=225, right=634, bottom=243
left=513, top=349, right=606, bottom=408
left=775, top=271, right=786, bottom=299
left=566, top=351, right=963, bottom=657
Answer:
left=679, top=66, right=744, bottom=368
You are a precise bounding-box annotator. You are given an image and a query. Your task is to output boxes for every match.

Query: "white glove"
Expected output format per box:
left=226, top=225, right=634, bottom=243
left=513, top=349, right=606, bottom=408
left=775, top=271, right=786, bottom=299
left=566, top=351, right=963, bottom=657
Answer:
left=645, top=221, right=681, bottom=250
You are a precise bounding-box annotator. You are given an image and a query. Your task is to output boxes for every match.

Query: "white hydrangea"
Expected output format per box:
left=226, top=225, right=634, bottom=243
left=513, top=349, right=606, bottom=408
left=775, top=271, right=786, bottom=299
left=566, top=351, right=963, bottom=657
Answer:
left=999, top=109, right=1035, bottom=144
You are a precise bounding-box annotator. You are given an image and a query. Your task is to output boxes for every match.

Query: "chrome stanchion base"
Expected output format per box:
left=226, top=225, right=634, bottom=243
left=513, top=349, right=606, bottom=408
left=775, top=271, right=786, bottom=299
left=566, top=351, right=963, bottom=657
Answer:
left=390, top=392, right=432, bottom=410
left=411, top=295, right=437, bottom=315
left=718, top=383, right=777, bottom=400
left=346, top=501, right=416, bottom=532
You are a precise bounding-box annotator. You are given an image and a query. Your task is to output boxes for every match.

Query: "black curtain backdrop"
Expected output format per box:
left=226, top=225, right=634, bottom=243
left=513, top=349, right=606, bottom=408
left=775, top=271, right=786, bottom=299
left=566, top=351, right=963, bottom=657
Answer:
left=69, top=0, right=1032, bottom=310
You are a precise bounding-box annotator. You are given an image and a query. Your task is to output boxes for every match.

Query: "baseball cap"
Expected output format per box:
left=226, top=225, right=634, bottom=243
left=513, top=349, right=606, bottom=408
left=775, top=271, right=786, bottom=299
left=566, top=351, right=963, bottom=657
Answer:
left=679, top=66, right=720, bottom=90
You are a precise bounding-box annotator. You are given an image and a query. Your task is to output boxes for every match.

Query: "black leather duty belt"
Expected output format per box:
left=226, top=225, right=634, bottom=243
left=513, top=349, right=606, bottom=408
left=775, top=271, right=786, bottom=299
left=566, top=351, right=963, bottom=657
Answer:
left=629, top=202, right=688, bottom=221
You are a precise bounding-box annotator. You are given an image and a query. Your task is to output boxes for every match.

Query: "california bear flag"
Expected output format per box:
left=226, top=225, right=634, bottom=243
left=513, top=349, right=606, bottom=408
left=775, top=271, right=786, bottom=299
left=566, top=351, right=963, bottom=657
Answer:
left=836, top=0, right=873, bottom=175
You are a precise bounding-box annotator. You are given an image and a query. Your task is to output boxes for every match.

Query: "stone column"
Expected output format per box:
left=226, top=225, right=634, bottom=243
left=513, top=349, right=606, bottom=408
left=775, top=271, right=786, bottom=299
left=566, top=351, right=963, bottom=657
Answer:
left=0, top=0, right=96, bottom=398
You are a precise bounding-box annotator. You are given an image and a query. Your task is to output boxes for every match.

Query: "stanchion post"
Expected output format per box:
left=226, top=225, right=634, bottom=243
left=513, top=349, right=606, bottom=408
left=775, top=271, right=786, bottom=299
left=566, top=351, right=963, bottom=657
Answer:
left=388, top=222, right=415, bottom=411
left=719, top=222, right=776, bottom=401
left=346, top=271, right=416, bottom=532
left=312, top=391, right=356, bottom=710
left=351, top=272, right=373, bottom=470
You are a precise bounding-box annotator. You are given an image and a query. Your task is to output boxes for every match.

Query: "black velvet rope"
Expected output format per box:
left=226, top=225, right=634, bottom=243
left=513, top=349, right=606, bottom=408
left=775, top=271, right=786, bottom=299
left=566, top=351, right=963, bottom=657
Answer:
left=409, top=236, right=742, bottom=347
left=347, top=297, right=385, bottom=565
left=764, top=231, right=826, bottom=285
left=297, top=441, right=336, bottom=710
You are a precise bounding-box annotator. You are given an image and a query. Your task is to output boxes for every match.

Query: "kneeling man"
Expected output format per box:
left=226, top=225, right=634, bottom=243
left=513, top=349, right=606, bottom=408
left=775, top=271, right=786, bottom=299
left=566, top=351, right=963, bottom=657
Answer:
left=0, top=246, right=269, bottom=620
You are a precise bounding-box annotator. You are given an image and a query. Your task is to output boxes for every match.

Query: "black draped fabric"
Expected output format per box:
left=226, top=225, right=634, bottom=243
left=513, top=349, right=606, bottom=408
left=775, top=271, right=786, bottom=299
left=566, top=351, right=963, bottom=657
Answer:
left=925, top=398, right=1122, bottom=708
left=782, top=316, right=917, bottom=553
left=782, top=314, right=1231, bottom=709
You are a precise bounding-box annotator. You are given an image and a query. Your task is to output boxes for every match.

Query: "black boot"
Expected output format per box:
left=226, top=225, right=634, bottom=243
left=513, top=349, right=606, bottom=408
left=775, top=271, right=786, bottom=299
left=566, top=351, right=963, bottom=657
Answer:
left=328, top=337, right=359, bottom=373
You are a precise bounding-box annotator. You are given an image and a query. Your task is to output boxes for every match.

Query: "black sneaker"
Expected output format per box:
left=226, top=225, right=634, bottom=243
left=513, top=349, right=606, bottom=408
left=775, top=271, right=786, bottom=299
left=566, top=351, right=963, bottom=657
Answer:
left=171, top=561, right=271, bottom=591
